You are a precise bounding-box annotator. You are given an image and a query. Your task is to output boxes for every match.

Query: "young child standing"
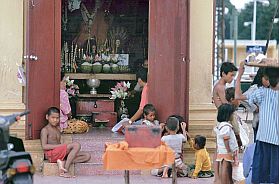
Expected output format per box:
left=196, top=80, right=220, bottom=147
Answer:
left=235, top=62, right=279, bottom=183
left=41, top=107, right=91, bottom=178
left=214, top=104, right=239, bottom=184
left=185, top=133, right=213, bottom=179
left=161, top=117, right=188, bottom=178
left=60, top=73, right=71, bottom=132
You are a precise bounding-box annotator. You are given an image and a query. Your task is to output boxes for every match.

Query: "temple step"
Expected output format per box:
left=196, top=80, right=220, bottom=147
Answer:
left=42, top=161, right=75, bottom=176
left=40, top=122, right=216, bottom=176
left=75, top=162, right=141, bottom=176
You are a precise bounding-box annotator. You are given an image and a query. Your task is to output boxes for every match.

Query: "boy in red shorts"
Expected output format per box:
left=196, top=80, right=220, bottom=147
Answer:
left=41, top=107, right=90, bottom=177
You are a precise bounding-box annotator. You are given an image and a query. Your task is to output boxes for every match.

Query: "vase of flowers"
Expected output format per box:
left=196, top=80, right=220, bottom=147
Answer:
left=110, top=81, right=131, bottom=120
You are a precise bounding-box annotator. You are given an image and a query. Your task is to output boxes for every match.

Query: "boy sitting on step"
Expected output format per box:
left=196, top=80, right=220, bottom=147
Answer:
left=41, top=107, right=91, bottom=178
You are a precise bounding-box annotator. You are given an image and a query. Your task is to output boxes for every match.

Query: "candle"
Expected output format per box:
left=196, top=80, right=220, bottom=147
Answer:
left=78, top=48, right=81, bottom=59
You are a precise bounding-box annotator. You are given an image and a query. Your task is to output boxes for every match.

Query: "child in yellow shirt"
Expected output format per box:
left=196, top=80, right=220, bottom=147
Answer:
left=185, top=132, right=214, bottom=179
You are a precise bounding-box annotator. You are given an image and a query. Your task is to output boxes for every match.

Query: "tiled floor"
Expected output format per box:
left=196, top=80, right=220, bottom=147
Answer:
left=34, top=174, right=215, bottom=184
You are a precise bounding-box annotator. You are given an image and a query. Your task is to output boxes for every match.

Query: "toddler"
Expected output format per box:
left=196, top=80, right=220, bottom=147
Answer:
left=185, top=133, right=213, bottom=179
left=60, top=73, right=71, bottom=132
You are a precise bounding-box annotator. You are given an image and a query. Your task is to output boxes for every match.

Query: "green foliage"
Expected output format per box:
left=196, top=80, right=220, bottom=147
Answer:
left=225, top=0, right=279, bottom=41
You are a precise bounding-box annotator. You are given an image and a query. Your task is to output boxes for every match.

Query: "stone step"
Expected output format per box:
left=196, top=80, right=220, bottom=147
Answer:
left=23, top=140, right=43, bottom=152
left=183, top=138, right=216, bottom=151
left=41, top=155, right=141, bottom=176
left=77, top=139, right=123, bottom=153
left=188, top=130, right=215, bottom=137
left=189, top=114, right=216, bottom=121
left=189, top=104, right=217, bottom=121
left=39, top=121, right=217, bottom=176
left=188, top=119, right=216, bottom=125
left=29, top=152, right=44, bottom=173
left=87, top=151, right=104, bottom=164
left=74, top=163, right=141, bottom=176
left=183, top=152, right=215, bottom=165
left=42, top=161, right=75, bottom=176
left=188, top=121, right=216, bottom=137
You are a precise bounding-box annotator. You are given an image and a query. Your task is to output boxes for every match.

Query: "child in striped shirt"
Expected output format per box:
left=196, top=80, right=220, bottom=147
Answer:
left=235, top=62, right=279, bottom=183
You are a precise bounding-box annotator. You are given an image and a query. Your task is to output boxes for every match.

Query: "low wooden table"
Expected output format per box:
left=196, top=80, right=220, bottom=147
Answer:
left=103, top=141, right=176, bottom=184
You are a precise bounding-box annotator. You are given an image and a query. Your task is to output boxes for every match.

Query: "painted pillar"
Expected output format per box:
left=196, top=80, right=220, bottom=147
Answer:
left=0, top=0, right=25, bottom=112
left=189, top=0, right=214, bottom=105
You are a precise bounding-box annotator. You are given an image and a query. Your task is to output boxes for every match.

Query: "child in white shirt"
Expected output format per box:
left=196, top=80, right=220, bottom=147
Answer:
left=214, top=104, right=239, bottom=184
left=161, top=117, right=188, bottom=178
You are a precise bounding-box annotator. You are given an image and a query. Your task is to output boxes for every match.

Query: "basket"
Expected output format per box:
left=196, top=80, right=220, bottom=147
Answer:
left=245, top=58, right=279, bottom=68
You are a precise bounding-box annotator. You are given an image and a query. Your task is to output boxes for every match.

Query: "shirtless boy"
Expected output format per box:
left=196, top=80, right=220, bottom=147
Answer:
left=41, top=107, right=91, bottom=177
left=213, top=62, right=238, bottom=108
left=212, top=62, right=238, bottom=184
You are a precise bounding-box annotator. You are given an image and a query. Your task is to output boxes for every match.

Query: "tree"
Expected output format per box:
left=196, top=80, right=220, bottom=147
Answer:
left=225, top=0, right=279, bottom=41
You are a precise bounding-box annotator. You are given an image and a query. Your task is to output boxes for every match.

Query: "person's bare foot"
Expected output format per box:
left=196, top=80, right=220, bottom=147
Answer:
left=162, top=168, right=169, bottom=178
left=57, top=159, right=67, bottom=175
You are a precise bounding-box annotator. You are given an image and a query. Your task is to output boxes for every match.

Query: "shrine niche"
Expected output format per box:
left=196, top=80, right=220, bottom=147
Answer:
left=61, top=0, right=149, bottom=126
left=61, top=0, right=149, bottom=73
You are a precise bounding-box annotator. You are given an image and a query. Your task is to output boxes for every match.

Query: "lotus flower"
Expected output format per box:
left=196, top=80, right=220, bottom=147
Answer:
left=110, top=81, right=131, bottom=100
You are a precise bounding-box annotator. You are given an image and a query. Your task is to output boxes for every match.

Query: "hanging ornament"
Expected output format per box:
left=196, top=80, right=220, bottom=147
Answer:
left=68, top=0, right=81, bottom=12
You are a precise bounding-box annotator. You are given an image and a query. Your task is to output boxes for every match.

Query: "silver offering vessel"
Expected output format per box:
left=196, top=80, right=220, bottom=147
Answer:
left=87, top=79, right=100, bottom=95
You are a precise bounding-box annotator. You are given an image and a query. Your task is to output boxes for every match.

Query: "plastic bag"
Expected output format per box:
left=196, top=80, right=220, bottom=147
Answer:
left=239, top=123, right=249, bottom=147
left=232, top=162, right=245, bottom=183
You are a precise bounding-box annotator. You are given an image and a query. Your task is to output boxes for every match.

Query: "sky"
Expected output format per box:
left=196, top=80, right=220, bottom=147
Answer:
left=230, top=0, right=252, bottom=10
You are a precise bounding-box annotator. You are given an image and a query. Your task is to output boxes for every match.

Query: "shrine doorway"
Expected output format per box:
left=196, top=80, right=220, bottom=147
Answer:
left=60, top=0, right=149, bottom=126
left=25, top=0, right=190, bottom=140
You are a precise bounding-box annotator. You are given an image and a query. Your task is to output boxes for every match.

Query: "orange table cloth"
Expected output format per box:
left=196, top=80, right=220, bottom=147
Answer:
left=103, top=141, right=175, bottom=170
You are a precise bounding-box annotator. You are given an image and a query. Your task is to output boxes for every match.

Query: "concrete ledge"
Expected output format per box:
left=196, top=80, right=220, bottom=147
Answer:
left=42, top=161, right=74, bottom=176
left=189, top=104, right=217, bottom=121
left=189, top=103, right=216, bottom=111
left=0, top=103, right=26, bottom=110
